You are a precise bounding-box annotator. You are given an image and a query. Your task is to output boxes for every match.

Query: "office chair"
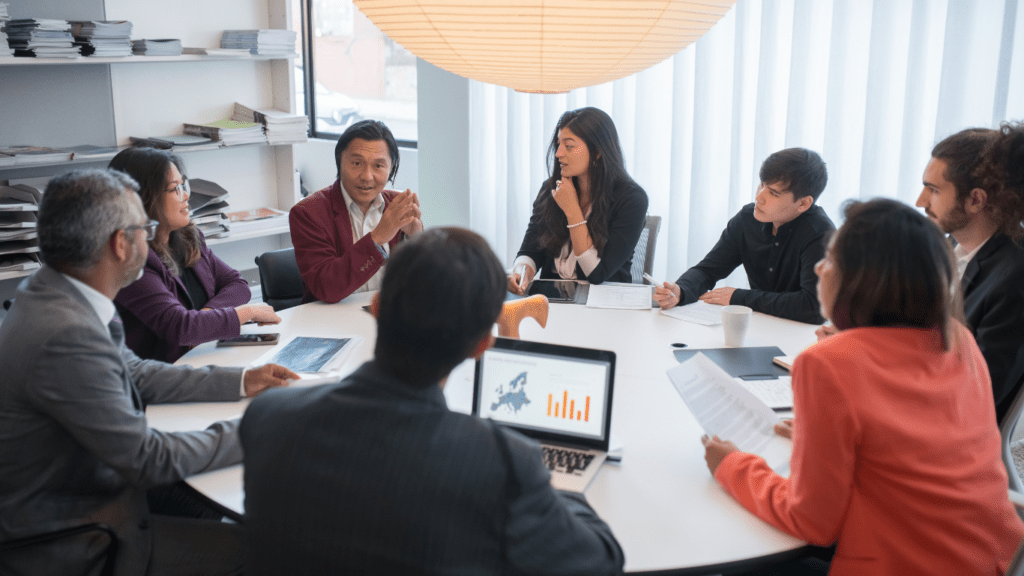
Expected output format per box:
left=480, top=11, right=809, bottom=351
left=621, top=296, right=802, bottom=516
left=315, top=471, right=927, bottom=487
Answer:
left=1007, top=490, right=1024, bottom=574
left=254, top=248, right=304, bottom=312
left=3, top=298, right=12, bottom=311
left=1001, top=375, right=1024, bottom=497
left=0, top=522, right=118, bottom=576
left=630, top=214, right=662, bottom=284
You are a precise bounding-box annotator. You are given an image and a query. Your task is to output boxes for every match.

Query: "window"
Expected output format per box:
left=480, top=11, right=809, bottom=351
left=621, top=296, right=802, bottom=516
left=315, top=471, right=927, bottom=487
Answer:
left=297, top=0, right=417, bottom=144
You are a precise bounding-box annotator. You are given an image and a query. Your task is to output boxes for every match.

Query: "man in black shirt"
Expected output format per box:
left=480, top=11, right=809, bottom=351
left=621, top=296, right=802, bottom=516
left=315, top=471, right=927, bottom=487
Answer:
left=654, top=148, right=834, bottom=324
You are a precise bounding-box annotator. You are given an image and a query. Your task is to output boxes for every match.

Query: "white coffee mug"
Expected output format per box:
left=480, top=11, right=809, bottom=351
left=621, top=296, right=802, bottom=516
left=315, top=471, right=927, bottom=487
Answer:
left=721, top=305, right=753, bottom=347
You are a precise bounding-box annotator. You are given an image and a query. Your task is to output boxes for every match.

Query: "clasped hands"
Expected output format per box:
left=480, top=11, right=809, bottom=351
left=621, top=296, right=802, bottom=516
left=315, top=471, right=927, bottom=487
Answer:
left=701, top=419, right=793, bottom=475
left=370, top=189, right=422, bottom=246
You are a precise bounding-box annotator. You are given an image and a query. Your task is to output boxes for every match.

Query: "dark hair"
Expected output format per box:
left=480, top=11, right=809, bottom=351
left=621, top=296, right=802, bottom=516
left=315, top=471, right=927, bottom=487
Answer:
left=38, top=169, right=141, bottom=274
left=536, top=107, right=636, bottom=255
left=930, top=128, right=994, bottom=201
left=108, top=146, right=201, bottom=275
left=828, top=198, right=962, bottom=350
left=975, top=121, right=1024, bottom=241
left=758, top=148, right=828, bottom=202
left=334, top=119, right=400, bottom=183
left=374, top=227, right=506, bottom=387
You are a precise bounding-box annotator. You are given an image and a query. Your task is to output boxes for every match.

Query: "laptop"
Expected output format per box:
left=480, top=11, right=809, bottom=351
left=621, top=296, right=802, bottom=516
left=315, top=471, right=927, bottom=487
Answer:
left=473, top=337, right=615, bottom=492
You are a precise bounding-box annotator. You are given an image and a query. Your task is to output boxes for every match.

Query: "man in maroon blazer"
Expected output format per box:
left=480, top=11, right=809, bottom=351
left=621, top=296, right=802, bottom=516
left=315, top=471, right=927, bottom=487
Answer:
left=290, top=120, right=423, bottom=303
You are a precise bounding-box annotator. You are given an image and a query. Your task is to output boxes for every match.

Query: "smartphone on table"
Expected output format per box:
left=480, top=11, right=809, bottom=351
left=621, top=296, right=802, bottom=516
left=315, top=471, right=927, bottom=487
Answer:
left=216, top=333, right=280, bottom=347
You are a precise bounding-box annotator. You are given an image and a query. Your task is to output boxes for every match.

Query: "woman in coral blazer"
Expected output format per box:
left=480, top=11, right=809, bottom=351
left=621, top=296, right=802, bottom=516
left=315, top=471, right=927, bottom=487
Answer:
left=702, top=198, right=1024, bottom=575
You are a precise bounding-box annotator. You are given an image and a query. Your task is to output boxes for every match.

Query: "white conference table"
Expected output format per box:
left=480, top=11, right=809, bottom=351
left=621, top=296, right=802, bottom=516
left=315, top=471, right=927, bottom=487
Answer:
left=147, top=292, right=820, bottom=574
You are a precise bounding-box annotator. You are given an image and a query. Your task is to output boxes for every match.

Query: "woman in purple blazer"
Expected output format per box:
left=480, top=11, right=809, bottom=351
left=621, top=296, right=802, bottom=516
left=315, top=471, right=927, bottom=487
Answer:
left=110, top=147, right=281, bottom=362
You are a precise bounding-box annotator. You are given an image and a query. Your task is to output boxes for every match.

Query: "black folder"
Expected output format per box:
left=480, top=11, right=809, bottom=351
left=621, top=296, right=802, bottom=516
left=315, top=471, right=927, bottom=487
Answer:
left=673, top=346, right=788, bottom=380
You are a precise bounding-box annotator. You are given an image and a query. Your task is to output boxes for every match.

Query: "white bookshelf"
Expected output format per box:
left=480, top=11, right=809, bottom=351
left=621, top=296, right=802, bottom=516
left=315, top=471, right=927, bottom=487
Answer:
left=0, top=0, right=300, bottom=314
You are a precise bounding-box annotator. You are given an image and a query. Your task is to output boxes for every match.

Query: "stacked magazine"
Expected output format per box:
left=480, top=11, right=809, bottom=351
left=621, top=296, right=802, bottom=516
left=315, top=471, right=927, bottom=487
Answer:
left=184, top=117, right=266, bottom=146
left=220, top=29, right=296, bottom=56
left=5, top=18, right=80, bottom=58
left=71, top=20, right=132, bottom=57
left=132, top=38, right=182, bottom=56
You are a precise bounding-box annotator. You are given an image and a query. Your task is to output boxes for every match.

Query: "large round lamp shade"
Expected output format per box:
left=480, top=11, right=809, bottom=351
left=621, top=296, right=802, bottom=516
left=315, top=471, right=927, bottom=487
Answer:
left=352, top=1, right=737, bottom=94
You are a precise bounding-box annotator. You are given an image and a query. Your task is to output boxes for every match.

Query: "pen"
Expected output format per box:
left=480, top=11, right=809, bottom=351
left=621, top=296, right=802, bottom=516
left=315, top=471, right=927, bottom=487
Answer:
left=643, top=273, right=660, bottom=285
left=518, top=271, right=528, bottom=292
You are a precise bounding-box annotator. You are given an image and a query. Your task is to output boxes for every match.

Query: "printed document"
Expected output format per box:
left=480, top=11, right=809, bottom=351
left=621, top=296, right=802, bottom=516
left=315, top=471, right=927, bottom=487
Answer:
left=660, top=301, right=722, bottom=325
left=667, top=353, right=790, bottom=469
left=585, top=283, right=652, bottom=310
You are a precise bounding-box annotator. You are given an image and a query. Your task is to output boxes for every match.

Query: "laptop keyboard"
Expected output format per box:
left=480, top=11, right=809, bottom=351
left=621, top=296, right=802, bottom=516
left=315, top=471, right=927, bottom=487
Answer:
left=542, top=446, right=595, bottom=475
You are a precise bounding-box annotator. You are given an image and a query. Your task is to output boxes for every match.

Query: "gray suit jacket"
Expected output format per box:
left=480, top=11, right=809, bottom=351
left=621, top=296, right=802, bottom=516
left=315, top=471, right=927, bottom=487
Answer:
left=0, top=266, right=245, bottom=576
left=241, top=361, right=625, bottom=576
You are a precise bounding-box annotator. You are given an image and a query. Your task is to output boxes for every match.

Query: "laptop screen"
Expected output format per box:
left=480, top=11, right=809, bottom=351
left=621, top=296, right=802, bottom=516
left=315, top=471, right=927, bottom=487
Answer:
left=473, top=338, right=615, bottom=450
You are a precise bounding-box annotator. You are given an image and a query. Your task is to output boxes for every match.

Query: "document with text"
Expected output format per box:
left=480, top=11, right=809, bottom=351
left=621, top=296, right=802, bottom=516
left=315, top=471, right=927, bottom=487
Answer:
left=585, top=283, right=653, bottom=310
left=667, top=353, right=790, bottom=469
left=659, top=301, right=723, bottom=325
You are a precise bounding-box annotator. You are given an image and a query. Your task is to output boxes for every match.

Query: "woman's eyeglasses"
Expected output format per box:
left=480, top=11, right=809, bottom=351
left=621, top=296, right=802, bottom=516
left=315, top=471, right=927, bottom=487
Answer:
left=168, top=179, right=190, bottom=202
left=125, top=219, right=159, bottom=241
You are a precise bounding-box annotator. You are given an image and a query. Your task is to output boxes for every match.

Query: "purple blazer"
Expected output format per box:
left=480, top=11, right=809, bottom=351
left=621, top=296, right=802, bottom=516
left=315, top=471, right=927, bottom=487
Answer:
left=114, top=233, right=251, bottom=362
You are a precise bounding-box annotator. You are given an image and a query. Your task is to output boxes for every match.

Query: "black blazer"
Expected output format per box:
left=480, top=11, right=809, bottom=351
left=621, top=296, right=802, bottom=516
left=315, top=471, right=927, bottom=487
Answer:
left=516, top=179, right=648, bottom=284
left=960, top=233, right=1024, bottom=422
left=241, top=361, right=624, bottom=576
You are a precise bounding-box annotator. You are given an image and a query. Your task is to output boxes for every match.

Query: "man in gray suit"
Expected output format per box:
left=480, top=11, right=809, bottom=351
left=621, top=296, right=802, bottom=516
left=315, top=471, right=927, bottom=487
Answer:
left=242, top=227, right=625, bottom=575
left=0, top=170, right=297, bottom=576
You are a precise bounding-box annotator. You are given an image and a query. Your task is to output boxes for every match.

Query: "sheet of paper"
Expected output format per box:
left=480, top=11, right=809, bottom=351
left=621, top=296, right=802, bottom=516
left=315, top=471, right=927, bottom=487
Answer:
left=659, top=301, right=722, bottom=325
left=585, top=284, right=652, bottom=310
left=252, top=335, right=363, bottom=374
left=667, top=353, right=790, bottom=469
left=736, top=376, right=793, bottom=410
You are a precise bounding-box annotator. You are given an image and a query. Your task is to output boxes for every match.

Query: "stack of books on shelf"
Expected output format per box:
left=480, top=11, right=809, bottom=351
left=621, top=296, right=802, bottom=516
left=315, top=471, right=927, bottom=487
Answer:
left=0, top=4, right=13, bottom=57
left=0, top=146, right=73, bottom=166
left=184, top=117, right=267, bottom=147
left=5, top=18, right=80, bottom=58
left=189, top=179, right=231, bottom=239
left=129, top=135, right=220, bottom=151
left=132, top=38, right=182, bottom=56
left=231, top=102, right=308, bottom=145
left=220, top=29, right=296, bottom=56
left=226, top=207, right=288, bottom=235
left=71, top=20, right=132, bottom=57
left=0, top=184, right=42, bottom=275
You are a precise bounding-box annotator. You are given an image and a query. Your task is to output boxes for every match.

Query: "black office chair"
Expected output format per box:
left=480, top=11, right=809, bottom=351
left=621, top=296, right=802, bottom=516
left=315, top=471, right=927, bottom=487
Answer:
left=3, top=298, right=13, bottom=311
left=254, top=248, right=305, bottom=312
left=1000, top=374, right=1024, bottom=500
left=0, top=522, right=118, bottom=576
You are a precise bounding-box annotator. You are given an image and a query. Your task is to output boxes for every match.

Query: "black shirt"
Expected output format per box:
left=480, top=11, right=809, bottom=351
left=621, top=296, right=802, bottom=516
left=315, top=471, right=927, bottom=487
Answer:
left=674, top=203, right=835, bottom=324
left=179, top=266, right=210, bottom=311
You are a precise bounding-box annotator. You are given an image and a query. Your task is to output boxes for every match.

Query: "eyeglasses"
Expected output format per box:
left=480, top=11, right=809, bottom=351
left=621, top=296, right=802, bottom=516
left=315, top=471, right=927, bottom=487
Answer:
left=125, top=219, right=159, bottom=241
left=168, top=179, right=190, bottom=202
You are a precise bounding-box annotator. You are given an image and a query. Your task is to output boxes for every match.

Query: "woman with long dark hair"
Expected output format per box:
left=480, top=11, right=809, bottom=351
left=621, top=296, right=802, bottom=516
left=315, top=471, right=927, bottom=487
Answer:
left=507, top=107, right=648, bottom=294
left=702, top=198, right=1024, bottom=574
left=109, top=147, right=279, bottom=362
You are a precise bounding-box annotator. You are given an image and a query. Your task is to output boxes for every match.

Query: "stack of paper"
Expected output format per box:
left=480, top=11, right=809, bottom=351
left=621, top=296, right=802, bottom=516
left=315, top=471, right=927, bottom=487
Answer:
left=220, top=29, right=296, bottom=55
left=71, top=20, right=132, bottom=57
left=230, top=102, right=308, bottom=145
left=0, top=185, right=41, bottom=274
left=131, top=38, right=182, bottom=56
left=0, top=146, right=73, bottom=165
left=184, top=118, right=267, bottom=146
left=0, top=4, right=13, bottom=57
left=5, top=19, right=80, bottom=58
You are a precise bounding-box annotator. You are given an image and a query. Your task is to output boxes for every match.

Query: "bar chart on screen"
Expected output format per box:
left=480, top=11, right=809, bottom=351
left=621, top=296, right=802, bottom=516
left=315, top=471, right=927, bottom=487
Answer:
left=547, top=390, right=590, bottom=422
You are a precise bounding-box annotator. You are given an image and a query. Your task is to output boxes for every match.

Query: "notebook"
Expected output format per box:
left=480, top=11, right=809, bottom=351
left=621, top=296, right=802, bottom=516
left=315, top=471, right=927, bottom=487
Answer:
left=473, top=338, right=616, bottom=492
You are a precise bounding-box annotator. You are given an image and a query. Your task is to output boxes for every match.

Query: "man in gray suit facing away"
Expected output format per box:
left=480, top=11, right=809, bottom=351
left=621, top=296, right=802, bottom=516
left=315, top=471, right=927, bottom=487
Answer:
left=0, top=170, right=296, bottom=576
left=242, top=227, right=625, bottom=576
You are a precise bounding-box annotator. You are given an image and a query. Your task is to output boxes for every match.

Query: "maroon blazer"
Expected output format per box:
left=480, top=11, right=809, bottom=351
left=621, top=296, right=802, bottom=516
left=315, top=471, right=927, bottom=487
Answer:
left=114, top=232, right=251, bottom=362
left=290, top=180, right=403, bottom=304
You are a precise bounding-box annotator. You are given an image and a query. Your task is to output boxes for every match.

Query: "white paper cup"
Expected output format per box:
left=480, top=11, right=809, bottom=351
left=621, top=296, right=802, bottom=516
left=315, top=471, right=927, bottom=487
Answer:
left=722, top=305, right=752, bottom=347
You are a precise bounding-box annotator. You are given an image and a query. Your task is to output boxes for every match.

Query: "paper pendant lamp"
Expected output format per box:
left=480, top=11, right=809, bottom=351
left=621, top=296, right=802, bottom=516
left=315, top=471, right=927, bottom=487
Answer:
left=353, top=1, right=736, bottom=94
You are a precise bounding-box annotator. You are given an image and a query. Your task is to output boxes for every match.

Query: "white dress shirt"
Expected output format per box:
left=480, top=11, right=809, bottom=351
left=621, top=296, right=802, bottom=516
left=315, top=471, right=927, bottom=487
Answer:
left=954, top=234, right=991, bottom=281
left=340, top=183, right=388, bottom=293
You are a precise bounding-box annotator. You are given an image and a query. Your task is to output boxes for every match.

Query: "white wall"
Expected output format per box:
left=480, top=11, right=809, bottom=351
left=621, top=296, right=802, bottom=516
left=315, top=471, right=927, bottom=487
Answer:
left=416, top=60, right=471, bottom=229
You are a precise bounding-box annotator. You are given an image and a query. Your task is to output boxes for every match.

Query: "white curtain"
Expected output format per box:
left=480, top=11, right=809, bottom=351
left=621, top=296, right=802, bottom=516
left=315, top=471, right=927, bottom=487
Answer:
left=467, top=0, right=1024, bottom=285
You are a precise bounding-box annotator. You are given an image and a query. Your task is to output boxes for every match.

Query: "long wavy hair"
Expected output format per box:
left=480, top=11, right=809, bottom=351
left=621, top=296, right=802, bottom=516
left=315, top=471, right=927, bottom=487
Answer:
left=535, top=107, right=635, bottom=256
left=109, top=147, right=201, bottom=275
